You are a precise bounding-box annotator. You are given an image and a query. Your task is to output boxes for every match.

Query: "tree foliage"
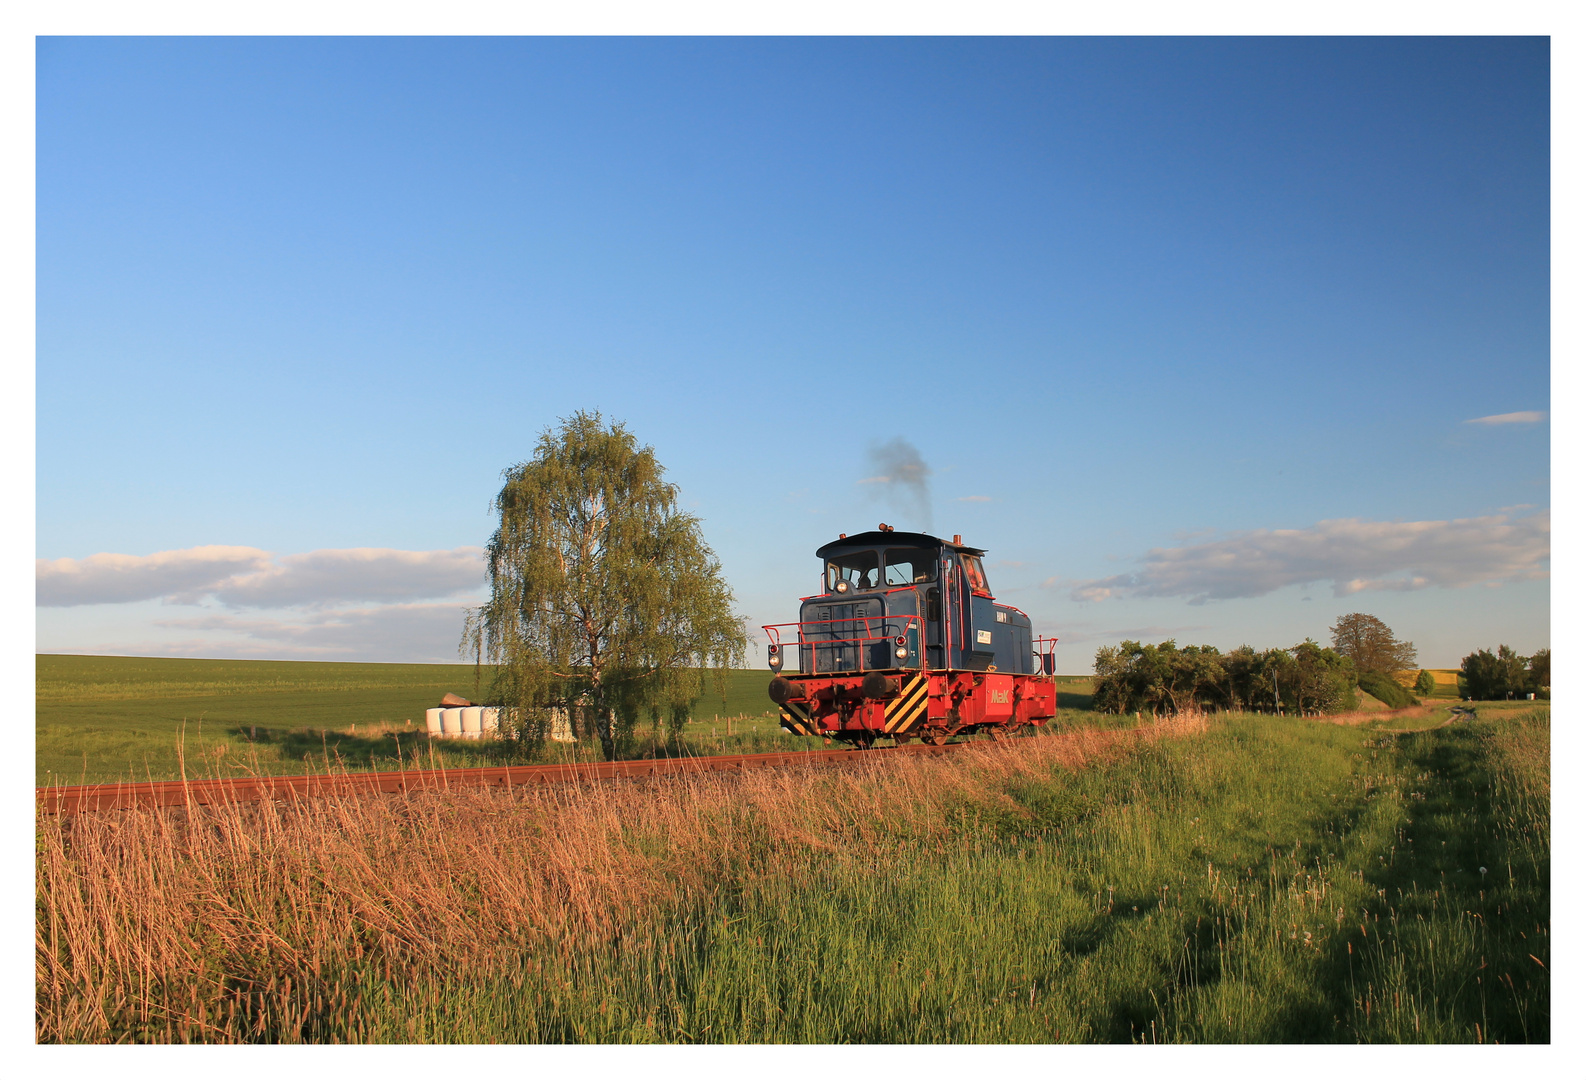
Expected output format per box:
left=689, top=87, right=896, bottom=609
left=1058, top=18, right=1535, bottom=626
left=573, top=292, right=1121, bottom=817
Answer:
left=466, top=412, right=747, bottom=760
left=1413, top=669, right=1437, bottom=695
left=1288, top=639, right=1359, bottom=715
left=1093, top=638, right=1355, bottom=716
left=1092, top=640, right=1223, bottom=716
left=1459, top=645, right=1534, bottom=701
left=1329, top=613, right=1417, bottom=674
left=1527, top=648, right=1549, bottom=697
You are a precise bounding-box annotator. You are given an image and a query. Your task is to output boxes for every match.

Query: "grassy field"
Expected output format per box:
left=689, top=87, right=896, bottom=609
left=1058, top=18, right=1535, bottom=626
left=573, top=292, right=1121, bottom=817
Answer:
left=36, top=655, right=798, bottom=786
left=36, top=701, right=1548, bottom=1043
left=35, top=656, right=1103, bottom=786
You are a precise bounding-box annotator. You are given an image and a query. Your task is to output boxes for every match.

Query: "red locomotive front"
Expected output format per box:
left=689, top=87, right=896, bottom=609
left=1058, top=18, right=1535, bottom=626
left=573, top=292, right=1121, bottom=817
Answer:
left=765, top=526, right=1058, bottom=747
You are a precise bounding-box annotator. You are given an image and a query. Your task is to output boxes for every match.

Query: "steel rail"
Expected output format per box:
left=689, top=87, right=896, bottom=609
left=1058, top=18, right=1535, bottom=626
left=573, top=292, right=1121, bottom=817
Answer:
left=37, top=741, right=970, bottom=816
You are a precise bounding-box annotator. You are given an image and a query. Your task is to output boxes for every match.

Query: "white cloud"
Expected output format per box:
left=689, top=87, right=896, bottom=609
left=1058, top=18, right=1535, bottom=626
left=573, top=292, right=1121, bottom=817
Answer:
left=1465, top=411, right=1547, bottom=425
left=211, top=547, right=485, bottom=608
left=1069, top=511, right=1549, bottom=605
left=37, top=545, right=485, bottom=608
left=148, top=602, right=477, bottom=662
left=957, top=495, right=992, bottom=503
left=37, top=546, right=271, bottom=607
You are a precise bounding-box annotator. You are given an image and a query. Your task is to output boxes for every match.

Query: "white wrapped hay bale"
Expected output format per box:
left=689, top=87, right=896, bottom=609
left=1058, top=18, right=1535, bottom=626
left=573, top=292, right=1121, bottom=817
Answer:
left=549, top=706, right=576, bottom=743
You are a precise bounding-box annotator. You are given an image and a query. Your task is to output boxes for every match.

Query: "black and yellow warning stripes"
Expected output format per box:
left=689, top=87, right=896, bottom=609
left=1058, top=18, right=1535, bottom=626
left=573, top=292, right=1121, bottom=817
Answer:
left=780, top=675, right=930, bottom=738
left=779, top=700, right=817, bottom=736
left=882, top=674, right=930, bottom=734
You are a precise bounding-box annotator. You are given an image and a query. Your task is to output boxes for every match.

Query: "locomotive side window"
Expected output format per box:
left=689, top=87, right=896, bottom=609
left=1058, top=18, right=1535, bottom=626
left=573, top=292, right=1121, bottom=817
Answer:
left=884, top=548, right=938, bottom=586
left=826, top=550, right=880, bottom=592
left=962, top=555, right=992, bottom=596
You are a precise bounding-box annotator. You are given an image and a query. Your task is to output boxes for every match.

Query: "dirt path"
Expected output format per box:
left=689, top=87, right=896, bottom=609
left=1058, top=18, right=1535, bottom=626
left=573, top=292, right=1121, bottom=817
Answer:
left=1375, top=705, right=1473, bottom=735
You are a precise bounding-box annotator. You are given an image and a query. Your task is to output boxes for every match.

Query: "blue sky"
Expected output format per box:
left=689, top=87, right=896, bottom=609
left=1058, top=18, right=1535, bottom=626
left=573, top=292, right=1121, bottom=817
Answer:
left=35, top=36, right=1550, bottom=671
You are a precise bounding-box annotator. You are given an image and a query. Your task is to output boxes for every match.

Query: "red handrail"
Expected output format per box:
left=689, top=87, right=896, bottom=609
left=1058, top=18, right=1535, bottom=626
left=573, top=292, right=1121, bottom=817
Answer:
left=1033, top=635, right=1060, bottom=676
left=763, top=614, right=924, bottom=674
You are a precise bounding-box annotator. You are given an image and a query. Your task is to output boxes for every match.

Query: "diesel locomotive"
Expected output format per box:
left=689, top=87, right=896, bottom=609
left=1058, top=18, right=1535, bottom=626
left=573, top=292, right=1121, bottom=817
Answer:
left=764, top=526, right=1058, bottom=747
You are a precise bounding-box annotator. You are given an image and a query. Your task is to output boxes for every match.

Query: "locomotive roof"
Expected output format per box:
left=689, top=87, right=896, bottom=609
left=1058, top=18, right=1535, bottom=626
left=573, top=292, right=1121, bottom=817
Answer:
left=814, top=530, right=986, bottom=558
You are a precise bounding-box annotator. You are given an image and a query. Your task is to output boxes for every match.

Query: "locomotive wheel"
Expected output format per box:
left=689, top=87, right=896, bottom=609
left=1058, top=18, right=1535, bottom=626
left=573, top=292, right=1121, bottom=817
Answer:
left=921, top=732, right=950, bottom=746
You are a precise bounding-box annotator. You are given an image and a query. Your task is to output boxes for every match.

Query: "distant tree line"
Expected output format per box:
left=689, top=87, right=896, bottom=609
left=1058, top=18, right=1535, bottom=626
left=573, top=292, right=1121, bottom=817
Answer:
left=1091, top=613, right=1416, bottom=717
left=1091, top=611, right=1549, bottom=715
left=1092, top=639, right=1357, bottom=717
left=1460, top=646, right=1549, bottom=701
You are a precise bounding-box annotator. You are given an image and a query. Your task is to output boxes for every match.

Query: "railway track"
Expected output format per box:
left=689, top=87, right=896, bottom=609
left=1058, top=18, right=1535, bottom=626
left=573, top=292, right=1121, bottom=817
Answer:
left=37, top=740, right=970, bottom=815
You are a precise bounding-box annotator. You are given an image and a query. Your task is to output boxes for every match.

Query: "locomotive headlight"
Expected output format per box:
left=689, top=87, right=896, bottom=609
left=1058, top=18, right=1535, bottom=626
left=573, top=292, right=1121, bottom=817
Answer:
left=834, top=580, right=850, bottom=594
left=767, top=643, right=783, bottom=670
left=895, top=634, right=908, bottom=660
left=896, top=646, right=909, bottom=660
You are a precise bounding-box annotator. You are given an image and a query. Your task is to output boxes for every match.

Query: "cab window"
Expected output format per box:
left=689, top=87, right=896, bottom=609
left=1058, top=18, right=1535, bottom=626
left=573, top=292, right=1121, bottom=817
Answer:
left=885, top=548, right=938, bottom=586
left=962, top=555, right=992, bottom=596
left=826, top=550, right=880, bottom=592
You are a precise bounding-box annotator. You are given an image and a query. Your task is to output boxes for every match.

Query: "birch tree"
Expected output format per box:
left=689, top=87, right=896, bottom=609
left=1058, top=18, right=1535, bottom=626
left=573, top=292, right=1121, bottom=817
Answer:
left=465, top=412, right=746, bottom=760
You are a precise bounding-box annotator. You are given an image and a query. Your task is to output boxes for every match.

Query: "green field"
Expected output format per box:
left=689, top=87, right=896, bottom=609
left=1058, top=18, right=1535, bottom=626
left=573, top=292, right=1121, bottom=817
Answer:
left=35, top=655, right=780, bottom=786
left=37, top=703, right=1549, bottom=1043
left=35, top=655, right=1102, bottom=786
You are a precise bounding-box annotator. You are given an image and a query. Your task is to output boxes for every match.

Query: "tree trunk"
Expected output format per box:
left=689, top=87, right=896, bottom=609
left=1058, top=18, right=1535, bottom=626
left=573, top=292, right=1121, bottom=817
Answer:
left=596, top=707, right=616, bottom=761
left=586, top=618, right=618, bottom=761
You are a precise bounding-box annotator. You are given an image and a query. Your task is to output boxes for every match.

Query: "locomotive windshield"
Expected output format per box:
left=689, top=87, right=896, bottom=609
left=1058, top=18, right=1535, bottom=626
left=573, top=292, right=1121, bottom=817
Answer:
left=826, top=550, right=880, bottom=592
left=884, top=548, right=938, bottom=585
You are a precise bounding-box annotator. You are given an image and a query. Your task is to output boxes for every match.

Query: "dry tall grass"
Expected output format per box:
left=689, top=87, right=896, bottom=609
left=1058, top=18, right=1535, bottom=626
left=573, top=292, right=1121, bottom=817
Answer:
left=37, top=718, right=1202, bottom=1042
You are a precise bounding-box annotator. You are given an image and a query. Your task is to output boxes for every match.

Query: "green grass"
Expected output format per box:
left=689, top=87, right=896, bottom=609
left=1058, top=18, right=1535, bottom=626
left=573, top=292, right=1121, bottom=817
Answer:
left=35, top=655, right=788, bottom=786
left=396, top=710, right=1550, bottom=1043
left=412, top=712, right=1547, bottom=1043
left=1052, top=675, right=1095, bottom=710
left=39, top=704, right=1549, bottom=1043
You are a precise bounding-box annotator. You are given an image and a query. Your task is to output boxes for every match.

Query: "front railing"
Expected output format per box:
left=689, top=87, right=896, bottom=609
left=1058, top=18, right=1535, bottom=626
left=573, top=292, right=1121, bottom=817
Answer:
left=763, top=614, right=924, bottom=675
left=1033, top=635, right=1060, bottom=676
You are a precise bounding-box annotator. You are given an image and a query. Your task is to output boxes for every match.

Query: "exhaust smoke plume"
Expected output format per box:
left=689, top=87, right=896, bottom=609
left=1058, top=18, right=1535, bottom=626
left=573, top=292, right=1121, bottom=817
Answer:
left=860, top=437, right=933, bottom=529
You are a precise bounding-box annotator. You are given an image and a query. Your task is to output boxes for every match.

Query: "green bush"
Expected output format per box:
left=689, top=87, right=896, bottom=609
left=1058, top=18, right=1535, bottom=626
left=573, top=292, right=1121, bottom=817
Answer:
left=1414, top=669, right=1436, bottom=695
left=1358, top=670, right=1418, bottom=709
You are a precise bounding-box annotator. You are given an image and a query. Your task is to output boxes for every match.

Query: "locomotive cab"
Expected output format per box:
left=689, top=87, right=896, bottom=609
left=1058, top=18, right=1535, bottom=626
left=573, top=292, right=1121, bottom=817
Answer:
left=765, top=526, right=1056, bottom=747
